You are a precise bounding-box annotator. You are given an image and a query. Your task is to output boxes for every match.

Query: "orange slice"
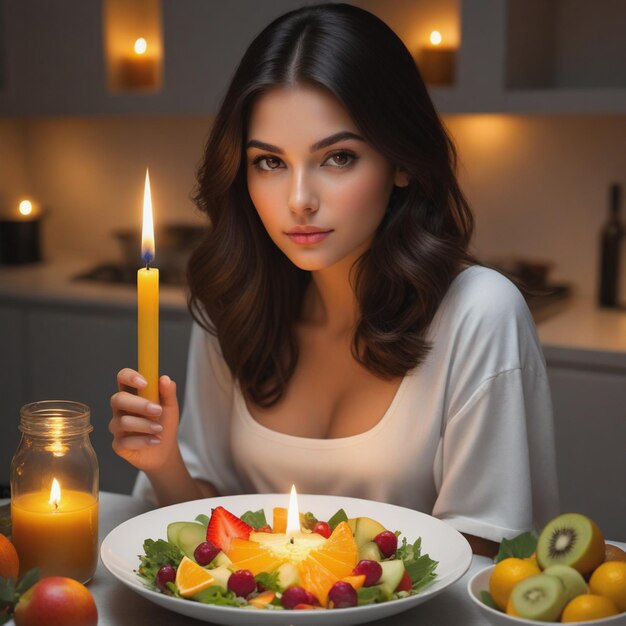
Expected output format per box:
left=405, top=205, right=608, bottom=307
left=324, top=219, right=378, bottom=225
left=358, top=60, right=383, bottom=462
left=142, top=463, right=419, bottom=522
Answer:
left=298, top=522, right=358, bottom=605
left=342, top=574, right=366, bottom=590
left=228, top=537, right=286, bottom=575
left=248, top=590, right=276, bottom=608
left=273, top=507, right=287, bottom=533
left=228, top=521, right=358, bottom=606
left=175, top=556, right=216, bottom=597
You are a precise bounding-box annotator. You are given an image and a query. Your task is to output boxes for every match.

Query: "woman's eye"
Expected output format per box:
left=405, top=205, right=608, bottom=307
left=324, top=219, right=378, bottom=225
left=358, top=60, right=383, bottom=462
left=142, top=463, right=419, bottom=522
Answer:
left=323, top=151, right=356, bottom=168
left=252, top=156, right=283, bottom=171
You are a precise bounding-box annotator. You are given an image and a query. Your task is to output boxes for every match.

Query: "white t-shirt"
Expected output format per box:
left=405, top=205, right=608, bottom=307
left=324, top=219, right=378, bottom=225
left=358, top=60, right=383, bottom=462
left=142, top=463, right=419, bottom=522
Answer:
left=134, top=266, right=559, bottom=542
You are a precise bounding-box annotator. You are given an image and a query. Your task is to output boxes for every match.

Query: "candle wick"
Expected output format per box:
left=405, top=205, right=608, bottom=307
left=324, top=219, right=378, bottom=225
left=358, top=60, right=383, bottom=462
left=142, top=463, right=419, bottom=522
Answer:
left=145, top=259, right=151, bottom=271
left=290, top=537, right=294, bottom=545
left=54, top=501, right=59, bottom=511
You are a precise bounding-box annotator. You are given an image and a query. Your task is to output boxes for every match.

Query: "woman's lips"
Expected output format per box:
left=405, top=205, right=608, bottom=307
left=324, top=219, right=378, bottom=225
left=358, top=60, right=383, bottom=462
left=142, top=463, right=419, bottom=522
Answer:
left=285, top=229, right=333, bottom=245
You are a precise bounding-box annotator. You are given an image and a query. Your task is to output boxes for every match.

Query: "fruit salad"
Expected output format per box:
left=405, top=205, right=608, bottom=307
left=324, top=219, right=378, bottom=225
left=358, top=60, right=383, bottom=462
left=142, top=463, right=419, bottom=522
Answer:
left=481, top=512, right=626, bottom=623
left=136, top=505, right=438, bottom=610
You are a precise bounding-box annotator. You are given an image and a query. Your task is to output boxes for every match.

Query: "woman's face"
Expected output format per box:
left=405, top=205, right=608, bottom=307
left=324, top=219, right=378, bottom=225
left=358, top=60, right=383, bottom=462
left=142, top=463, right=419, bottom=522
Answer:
left=246, top=84, right=407, bottom=272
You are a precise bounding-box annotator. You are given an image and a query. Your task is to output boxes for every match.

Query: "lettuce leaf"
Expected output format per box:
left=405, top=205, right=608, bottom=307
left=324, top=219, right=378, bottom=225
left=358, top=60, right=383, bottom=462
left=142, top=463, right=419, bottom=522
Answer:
left=241, top=509, right=268, bottom=529
left=396, top=537, right=438, bottom=592
left=494, top=532, right=537, bottom=563
left=136, top=538, right=183, bottom=589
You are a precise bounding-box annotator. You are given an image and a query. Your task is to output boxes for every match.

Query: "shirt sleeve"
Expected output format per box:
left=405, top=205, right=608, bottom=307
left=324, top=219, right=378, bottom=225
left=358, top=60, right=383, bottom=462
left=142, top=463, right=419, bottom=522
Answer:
left=430, top=268, right=560, bottom=542
left=133, top=321, right=244, bottom=503
left=432, top=367, right=559, bottom=542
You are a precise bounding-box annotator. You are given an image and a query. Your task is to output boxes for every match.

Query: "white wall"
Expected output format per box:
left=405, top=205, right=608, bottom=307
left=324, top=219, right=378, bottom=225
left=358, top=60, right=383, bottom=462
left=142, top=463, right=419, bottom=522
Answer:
left=2, top=113, right=625, bottom=297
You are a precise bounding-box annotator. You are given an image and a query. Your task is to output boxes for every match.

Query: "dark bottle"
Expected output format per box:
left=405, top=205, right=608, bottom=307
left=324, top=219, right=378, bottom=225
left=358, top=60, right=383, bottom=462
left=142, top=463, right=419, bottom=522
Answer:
left=598, top=184, right=623, bottom=307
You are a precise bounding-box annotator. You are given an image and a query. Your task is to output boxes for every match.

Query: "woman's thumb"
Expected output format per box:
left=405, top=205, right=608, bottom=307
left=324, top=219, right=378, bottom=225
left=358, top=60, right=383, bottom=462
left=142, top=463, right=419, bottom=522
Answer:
left=159, top=375, right=178, bottom=411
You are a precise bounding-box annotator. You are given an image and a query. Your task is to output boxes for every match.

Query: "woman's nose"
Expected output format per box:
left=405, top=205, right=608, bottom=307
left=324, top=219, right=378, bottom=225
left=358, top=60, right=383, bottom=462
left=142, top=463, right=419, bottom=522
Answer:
left=287, top=168, right=319, bottom=215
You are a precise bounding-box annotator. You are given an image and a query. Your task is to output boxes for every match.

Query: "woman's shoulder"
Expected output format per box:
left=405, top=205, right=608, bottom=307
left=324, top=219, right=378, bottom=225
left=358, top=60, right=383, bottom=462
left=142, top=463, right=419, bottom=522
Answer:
left=443, top=264, right=530, bottom=323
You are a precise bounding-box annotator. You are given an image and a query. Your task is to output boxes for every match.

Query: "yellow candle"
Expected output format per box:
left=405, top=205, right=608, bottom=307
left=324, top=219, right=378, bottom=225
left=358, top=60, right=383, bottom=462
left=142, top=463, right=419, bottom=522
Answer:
left=11, top=481, right=98, bottom=583
left=138, top=169, right=159, bottom=402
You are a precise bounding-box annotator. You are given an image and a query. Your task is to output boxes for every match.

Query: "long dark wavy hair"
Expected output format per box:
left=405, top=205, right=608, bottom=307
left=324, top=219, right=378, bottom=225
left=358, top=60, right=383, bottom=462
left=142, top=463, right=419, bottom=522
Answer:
left=188, top=3, right=475, bottom=407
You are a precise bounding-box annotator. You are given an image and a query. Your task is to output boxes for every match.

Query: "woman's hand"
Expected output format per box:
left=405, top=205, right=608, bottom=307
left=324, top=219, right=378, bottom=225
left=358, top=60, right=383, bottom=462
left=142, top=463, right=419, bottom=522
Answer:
left=109, top=368, right=180, bottom=473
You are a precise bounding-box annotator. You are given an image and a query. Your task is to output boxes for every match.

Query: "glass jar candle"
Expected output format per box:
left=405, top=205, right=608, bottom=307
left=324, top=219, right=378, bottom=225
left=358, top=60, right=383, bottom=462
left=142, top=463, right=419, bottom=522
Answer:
left=10, top=400, right=99, bottom=583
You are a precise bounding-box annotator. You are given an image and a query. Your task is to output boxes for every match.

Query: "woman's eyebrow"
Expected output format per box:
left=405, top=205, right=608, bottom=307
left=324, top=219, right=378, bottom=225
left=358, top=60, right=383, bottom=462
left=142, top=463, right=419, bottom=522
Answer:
left=246, top=131, right=365, bottom=154
left=311, top=131, right=365, bottom=151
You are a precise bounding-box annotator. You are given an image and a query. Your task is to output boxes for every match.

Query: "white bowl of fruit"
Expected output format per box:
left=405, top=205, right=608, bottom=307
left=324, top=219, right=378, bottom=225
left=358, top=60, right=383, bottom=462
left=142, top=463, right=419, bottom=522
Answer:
left=468, top=513, right=626, bottom=625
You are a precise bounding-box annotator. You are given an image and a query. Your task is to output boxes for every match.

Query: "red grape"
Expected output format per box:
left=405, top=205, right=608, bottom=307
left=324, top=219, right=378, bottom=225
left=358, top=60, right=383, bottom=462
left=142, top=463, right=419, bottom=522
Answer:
left=227, top=569, right=256, bottom=597
left=281, top=585, right=310, bottom=609
left=353, top=559, right=383, bottom=586
left=156, top=564, right=176, bottom=591
left=327, top=581, right=357, bottom=608
left=193, top=540, right=221, bottom=566
left=312, top=521, right=331, bottom=538
left=373, top=531, right=398, bottom=558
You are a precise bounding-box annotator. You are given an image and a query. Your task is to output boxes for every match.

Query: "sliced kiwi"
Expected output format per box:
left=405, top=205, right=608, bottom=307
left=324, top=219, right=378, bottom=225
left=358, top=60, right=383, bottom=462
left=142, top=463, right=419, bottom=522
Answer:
left=510, top=573, right=568, bottom=621
left=543, top=565, right=588, bottom=602
left=536, top=513, right=605, bottom=575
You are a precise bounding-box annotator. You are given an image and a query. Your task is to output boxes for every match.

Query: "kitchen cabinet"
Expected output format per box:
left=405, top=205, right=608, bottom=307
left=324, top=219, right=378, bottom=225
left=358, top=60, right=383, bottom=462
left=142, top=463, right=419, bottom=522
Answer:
left=0, top=297, right=192, bottom=495
left=546, top=363, right=626, bottom=542
left=432, top=0, right=626, bottom=114
left=1, top=0, right=625, bottom=116
left=539, top=299, right=626, bottom=542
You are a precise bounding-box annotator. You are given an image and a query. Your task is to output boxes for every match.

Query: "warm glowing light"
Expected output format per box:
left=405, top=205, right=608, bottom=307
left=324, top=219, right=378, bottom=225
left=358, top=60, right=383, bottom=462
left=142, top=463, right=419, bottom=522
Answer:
left=18, top=200, right=33, bottom=216
left=49, top=478, right=61, bottom=508
left=430, top=30, right=443, bottom=46
left=134, top=37, right=148, bottom=55
left=286, top=485, right=300, bottom=537
left=141, top=169, right=155, bottom=264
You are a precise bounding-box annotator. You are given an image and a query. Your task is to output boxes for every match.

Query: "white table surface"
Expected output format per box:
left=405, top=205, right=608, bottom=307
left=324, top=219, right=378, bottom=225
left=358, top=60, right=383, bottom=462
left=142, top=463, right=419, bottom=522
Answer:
left=5, top=492, right=624, bottom=626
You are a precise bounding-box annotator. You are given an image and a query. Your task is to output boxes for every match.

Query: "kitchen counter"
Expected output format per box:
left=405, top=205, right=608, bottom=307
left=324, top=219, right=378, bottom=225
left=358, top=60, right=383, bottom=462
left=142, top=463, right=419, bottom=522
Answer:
left=538, top=297, right=626, bottom=370
left=0, top=256, right=187, bottom=312
left=2, top=258, right=625, bottom=359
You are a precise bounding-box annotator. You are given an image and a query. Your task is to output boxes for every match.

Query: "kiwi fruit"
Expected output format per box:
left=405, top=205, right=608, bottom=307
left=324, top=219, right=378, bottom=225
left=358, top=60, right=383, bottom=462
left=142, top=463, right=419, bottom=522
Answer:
left=536, top=513, right=605, bottom=575
left=543, top=565, right=588, bottom=601
left=604, top=543, right=626, bottom=563
left=510, top=573, right=568, bottom=621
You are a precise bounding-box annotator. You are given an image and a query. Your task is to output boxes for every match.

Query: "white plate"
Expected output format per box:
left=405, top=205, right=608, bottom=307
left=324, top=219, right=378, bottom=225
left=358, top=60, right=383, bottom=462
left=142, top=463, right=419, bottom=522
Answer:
left=101, top=493, right=472, bottom=626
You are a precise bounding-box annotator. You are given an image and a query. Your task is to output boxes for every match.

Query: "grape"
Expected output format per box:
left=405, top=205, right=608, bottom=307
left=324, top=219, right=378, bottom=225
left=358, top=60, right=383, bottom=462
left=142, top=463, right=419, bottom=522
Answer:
left=353, top=559, right=383, bottom=586
left=227, top=569, right=256, bottom=597
left=156, top=564, right=176, bottom=591
left=373, top=531, right=398, bottom=558
left=193, top=541, right=221, bottom=566
left=327, top=581, right=357, bottom=608
left=281, top=585, right=310, bottom=609
left=312, top=521, right=331, bottom=538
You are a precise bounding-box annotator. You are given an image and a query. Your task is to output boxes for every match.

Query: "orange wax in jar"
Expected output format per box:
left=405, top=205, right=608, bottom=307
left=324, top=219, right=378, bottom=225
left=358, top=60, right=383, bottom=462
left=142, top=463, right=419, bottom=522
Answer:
left=11, top=490, right=98, bottom=583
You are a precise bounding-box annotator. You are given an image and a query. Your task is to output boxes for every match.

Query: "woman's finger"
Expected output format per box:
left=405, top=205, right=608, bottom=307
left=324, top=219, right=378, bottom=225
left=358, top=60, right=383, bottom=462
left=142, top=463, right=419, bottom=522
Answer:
left=110, top=390, right=162, bottom=417
left=109, top=414, right=164, bottom=436
left=112, top=434, right=161, bottom=453
left=117, top=368, right=148, bottom=392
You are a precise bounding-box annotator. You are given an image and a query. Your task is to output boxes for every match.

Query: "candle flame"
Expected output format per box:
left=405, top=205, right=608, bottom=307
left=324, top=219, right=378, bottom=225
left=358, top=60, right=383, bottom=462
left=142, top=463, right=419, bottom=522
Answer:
left=19, top=200, right=33, bottom=217
left=430, top=30, right=443, bottom=46
left=49, top=478, right=61, bottom=508
left=286, top=484, right=300, bottom=537
left=141, top=168, right=155, bottom=265
left=134, top=37, right=148, bottom=55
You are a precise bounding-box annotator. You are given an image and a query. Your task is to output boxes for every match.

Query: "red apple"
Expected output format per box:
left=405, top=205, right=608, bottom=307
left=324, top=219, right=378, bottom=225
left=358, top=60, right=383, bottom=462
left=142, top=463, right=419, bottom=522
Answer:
left=14, top=576, right=98, bottom=626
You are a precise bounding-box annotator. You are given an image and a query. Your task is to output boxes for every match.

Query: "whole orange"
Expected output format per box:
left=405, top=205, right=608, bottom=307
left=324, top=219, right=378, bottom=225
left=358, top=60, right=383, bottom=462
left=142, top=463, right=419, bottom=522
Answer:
left=561, top=593, right=619, bottom=622
left=0, top=533, right=19, bottom=579
left=589, top=561, right=626, bottom=612
left=489, top=557, right=541, bottom=611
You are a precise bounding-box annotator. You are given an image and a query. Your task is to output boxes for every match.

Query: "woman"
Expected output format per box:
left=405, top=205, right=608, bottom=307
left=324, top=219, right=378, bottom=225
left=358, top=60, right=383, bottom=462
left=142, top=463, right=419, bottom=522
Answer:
left=110, top=3, right=558, bottom=556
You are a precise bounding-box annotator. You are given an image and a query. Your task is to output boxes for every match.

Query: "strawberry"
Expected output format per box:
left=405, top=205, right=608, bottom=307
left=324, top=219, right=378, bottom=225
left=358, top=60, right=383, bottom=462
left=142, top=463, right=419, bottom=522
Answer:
left=206, top=506, right=252, bottom=554
left=395, top=570, right=412, bottom=592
